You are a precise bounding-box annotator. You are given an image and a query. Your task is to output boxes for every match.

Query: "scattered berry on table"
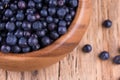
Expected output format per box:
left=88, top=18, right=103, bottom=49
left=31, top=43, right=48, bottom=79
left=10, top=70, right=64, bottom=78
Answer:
left=113, top=55, right=120, bottom=64
left=102, top=19, right=112, bottom=28
left=99, top=51, right=110, bottom=60
left=82, top=44, right=92, bottom=53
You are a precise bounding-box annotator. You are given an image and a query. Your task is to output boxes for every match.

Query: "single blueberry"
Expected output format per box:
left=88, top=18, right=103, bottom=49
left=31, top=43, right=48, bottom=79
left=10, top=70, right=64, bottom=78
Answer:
left=6, top=22, right=15, bottom=31
left=99, top=51, right=110, bottom=60
left=102, top=20, right=112, bottom=28
left=113, top=55, right=120, bottom=64
left=22, top=47, right=31, bottom=53
left=58, top=26, right=67, bottom=35
left=4, top=9, right=13, bottom=17
left=18, top=37, right=28, bottom=47
left=41, top=36, right=51, bottom=46
left=1, top=45, right=11, bottom=53
left=12, top=45, right=21, bottom=53
left=82, top=44, right=92, bottom=53
left=32, top=21, right=42, bottom=31
left=22, top=21, right=31, bottom=30
left=28, top=36, right=39, bottom=46
left=15, top=30, right=24, bottom=38
left=6, top=35, right=17, bottom=46
left=32, top=44, right=40, bottom=51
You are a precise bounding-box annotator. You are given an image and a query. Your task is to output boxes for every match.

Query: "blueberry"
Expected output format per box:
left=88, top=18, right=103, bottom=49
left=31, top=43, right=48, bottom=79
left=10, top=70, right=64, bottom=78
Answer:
left=32, top=44, right=40, bottom=51
left=57, top=8, right=66, bottom=17
left=18, top=37, right=28, bottom=47
left=82, top=44, right=92, bottom=53
left=58, top=20, right=67, bottom=27
left=57, top=0, right=66, bottom=6
left=49, top=0, right=57, bottom=7
left=36, top=30, right=46, bottom=37
left=32, top=21, right=42, bottom=31
left=69, top=0, right=78, bottom=8
left=6, top=22, right=15, bottom=31
left=26, top=9, right=36, bottom=14
left=65, top=14, right=72, bottom=21
left=28, top=36, right=38, bottom=46
left=6, top=35, right=17, bottom=46
left=27, top=14, right=36, bottom=22
left=16, top=21, right=22, bottom=28
left=12, top=46, right=21, bottom=53
left=58, top=26, right=67, bottom=35
left=48, top=7, right=56, bottom=16
left=99, top=51, right=110, bottom=60
left=70, top=10, right=75, bottom=17
left=36, top=3, right=42, bottom=9
left=4, top=9, right=13, bottom=17
left=46, top=16, right=53, bottom=23
left=16, top=12, right=24, bottom=21
left=22, top=47, right=31, bottom=53
left=40, top=9, right=48, bottom=17
left=102, top=20, right=112, bottom=28
left=54, top=18, right=59, bottom=24
left=15, top=30, right=24, bottom=38
left=24, top=31, right=31, bottom=38
left=113, top=55, right=120, bottom=64
left=50, top=31, right=59, bottom=40
left=41, top=36, right=51, bottom=46
left=28, top=1, right=35, bottom=8
left=18, top=1, right=26, bottom=9
left=64, top=7, right=69, bottom=13
left=48, top=23, right=56, bottom=31
left=22, top=21, right=31, bottom=30
left=1, top=45, right=11, bottom=53
left=10, top=4, right=18, bottom=10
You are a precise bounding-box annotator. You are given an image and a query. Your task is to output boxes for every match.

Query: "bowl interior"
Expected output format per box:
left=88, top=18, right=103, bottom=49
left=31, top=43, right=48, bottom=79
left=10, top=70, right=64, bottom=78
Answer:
left=0, top=0, right=90, bottom=57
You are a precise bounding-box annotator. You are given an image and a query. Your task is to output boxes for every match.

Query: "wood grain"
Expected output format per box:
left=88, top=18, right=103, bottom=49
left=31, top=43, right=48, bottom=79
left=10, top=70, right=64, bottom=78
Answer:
left=0, top=0, right=120, bottom=80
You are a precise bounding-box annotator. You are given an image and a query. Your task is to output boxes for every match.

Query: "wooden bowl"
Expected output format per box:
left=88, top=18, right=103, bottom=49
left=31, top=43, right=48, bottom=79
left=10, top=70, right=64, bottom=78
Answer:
left=0, top=0, right=92, bottom=71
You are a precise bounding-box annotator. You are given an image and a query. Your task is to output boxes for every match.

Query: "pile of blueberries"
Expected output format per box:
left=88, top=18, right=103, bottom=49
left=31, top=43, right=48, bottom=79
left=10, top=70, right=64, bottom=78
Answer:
left=0, top=0, right=78, bottom=53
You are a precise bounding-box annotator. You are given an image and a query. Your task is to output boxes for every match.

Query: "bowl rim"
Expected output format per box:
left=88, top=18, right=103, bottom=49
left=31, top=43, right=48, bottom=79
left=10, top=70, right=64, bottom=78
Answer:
left=0, top=0, right=91, bottom=57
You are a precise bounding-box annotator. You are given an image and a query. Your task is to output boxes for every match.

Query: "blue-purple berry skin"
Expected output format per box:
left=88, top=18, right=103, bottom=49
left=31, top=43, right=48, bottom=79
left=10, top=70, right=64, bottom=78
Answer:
left=113, top=55, right=120, bottom=64
left=82, top=44, right=92, bottom=53
left=99, top=51, right=110, bottom=60
left=0, top=0, right=78, bottom=53
left=103, top=20, right=112, bottom=28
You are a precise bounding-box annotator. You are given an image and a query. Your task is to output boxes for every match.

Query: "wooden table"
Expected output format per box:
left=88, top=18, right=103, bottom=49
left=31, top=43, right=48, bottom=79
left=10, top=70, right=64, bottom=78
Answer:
left=0, top=0, right=120, bottom=80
